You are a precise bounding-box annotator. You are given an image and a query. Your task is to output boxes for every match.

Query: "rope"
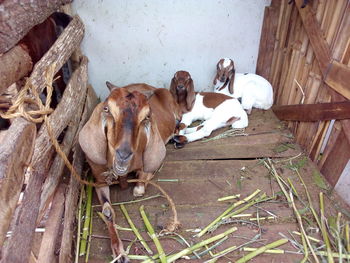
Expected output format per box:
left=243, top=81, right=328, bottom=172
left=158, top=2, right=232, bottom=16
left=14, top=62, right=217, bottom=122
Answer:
left=0, top=64, right=179, bottom=232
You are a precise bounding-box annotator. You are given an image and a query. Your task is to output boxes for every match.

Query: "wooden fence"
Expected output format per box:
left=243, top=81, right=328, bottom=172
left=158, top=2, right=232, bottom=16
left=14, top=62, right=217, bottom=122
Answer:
left=257, top=0, right=350, bottom=188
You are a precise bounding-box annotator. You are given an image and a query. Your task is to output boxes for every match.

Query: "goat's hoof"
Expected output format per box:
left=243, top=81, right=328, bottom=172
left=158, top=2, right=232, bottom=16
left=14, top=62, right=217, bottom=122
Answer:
left=172, top=135, right=188, bottom=144
left=133, top=185, right=145, bottom=197
left=174, top=142, right=186, bottom=149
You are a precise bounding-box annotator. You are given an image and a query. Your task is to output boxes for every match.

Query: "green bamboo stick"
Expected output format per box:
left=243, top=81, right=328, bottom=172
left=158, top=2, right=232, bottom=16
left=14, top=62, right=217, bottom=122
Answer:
left=265, top=159, right=291, bottom=205
left=300, top=230, right=309, bottom=263
left=290, top=191, right=319, bottom=263
left=243, top=247, right=284, bottom=254
left=197, top=189, right=261, bottom=237
left=294, top=167, right=321, bottom=229
left=346, top=221, right=350, bottom=252
left=235, top=238, right=288, bottom=263
left=315, top=251, right=350, bottom=259
left=79, top=182, right=93, bottom=256
left=217, top=194, right=240, bottom=201
left=139, top=205, right=167, bottom=263
left=75, top=185, right=84, bottom=263
left=292, top=231, right=321, bottom=243
left=222, top=193, right=268, bottom=219
left=120, top=204, right=153, bottom=255
left=163, top=227, right=238, bottom=263
left=320, top=192, right=334, bottom=263
left=336, top=212, right=343, bottom=263
left=85, top=207, right=93, bottom=262
left=128, top=254, right=159, bottom=260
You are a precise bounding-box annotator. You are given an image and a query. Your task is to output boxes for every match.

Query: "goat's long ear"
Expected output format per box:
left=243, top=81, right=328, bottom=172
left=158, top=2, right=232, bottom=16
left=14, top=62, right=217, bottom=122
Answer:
left=79, top=103, right=107, bottom=165
left=228, top=68, right=235, bottom=94
left=106, top=81, right=120, bottom=92
left=142, top=125, right=166, bottom=173
left=169, top=77, right=178, bottom=102
left=186, top=78, right=195, bottom=111
left=213, top=60, right=221, bottom=85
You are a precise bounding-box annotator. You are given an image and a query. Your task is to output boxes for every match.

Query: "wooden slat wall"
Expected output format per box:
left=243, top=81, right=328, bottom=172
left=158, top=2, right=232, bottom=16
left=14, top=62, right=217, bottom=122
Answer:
left=257, top=0, right=350, bottom=187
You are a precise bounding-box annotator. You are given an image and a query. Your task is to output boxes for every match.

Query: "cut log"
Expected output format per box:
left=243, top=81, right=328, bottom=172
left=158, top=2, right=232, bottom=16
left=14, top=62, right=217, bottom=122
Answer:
left=59, top=85, right=98, bottom=263
left=37, top=184, right=66, bottom=263
left=0, top=45, right=32, bottom=94
left=272, top=101, right=350, bottom=121
left=0, top=0, right=73, bottom=54
left=1, top=57, right=88, bottom=263
left=0, top=118, right=36, bottom=248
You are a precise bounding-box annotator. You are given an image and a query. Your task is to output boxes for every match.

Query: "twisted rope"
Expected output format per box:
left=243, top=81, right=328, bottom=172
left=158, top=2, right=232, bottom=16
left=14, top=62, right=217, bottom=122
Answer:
left=0, top=65, right=179, bottom=232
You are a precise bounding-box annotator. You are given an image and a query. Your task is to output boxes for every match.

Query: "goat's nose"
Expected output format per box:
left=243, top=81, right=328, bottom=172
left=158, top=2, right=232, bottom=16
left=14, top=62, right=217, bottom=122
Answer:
left=220, top=77, right=226, bottom=82
left=116, top=149, right=133, bottom=161
left=177, top=85, right=184, bottom=90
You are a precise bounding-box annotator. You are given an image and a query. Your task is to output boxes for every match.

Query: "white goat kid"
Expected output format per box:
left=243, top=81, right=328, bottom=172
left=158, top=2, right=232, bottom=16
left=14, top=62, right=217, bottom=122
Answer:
left=213, top=58, right=273, bottom=114
left=179, top=92, right=248, bottom=142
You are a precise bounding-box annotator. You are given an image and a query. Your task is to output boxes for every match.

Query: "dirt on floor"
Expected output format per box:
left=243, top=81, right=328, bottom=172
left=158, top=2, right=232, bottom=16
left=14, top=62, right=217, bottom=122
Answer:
left=44, top=110, right=350, bottom=262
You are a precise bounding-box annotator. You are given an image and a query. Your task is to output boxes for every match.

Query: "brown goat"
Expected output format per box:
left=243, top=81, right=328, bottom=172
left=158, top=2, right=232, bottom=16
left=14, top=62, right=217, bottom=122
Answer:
left=213, top=58, right=235, bottom=94
left=79, top=82, right=181, bottom=262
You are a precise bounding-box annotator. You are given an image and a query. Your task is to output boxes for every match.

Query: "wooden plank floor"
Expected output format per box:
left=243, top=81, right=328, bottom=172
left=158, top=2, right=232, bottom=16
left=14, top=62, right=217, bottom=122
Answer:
left=81, top=110, right=349, bottom=262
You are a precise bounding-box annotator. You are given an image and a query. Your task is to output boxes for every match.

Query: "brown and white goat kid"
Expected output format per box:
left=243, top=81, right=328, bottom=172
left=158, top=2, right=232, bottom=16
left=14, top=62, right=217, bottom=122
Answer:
left=170, top=71, right=248, bottom=145
left=213, top=58, right=273, bottom=114
left=79, top=82, right=180, bottom=262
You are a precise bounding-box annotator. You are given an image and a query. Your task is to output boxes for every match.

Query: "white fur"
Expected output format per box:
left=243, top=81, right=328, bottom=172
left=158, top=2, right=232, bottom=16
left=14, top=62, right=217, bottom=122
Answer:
left=214, top=73, right=273, bottom=113
left=179, top=93, right=248, bottom=142
left=222, top=58, right=232, bottom=68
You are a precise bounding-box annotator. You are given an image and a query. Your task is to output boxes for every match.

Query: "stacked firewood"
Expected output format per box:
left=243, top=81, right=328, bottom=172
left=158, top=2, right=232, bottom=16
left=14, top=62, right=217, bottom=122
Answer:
left=0, top=1, right=97, bottom=262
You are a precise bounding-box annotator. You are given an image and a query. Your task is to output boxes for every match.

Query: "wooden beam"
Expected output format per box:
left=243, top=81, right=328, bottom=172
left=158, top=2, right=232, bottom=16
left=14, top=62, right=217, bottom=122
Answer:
left=295, top=0, right=331, bottom=75
left=0, top=0, right=72, bottom=53
left=272, top=101, right=350, bottom=121
left=325, top=61, right=350, bottom=100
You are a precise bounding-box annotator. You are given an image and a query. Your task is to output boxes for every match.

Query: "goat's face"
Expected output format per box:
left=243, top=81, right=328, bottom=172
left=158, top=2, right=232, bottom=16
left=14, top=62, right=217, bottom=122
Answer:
left=103, top=88, right=151, bottom=176
left=170, top=70, right=195, bottom=113
left=216, top=58, right=235, bottom=83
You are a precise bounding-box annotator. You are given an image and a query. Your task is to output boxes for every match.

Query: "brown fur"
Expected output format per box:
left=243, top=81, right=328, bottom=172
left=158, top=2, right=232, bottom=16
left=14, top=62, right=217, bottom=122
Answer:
left=200, top=92, right=232, bottom=109
left=79, top=83, right=180, bottom=261
left=213, top=58, right=236, bottom=94
left=170, top=71, right=195, bottom=113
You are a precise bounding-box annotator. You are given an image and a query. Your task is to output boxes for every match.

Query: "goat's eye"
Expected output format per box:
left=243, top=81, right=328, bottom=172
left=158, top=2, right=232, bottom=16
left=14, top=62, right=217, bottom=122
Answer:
left=103, top=106, right=109, bottom=113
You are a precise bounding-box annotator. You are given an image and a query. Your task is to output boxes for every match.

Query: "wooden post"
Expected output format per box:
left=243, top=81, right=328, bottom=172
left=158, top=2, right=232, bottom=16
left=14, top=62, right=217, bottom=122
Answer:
left=1, top=57, right=88, bottom=263
left=0, top=118, right=36, bottom=248
left=0, top=0, right=73, bottom=53
left=59, top=85, right=99, bottom=263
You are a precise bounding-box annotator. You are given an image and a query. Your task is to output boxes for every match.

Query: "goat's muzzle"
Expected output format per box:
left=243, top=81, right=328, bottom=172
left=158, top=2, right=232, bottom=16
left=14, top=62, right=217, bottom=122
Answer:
left=220, top=76, right=226, bottom=82
left=113, top=149, right=133, bottom=176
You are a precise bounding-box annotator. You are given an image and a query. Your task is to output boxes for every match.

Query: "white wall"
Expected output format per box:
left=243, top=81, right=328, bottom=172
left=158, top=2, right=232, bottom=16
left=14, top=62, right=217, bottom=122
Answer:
left=73, top=0, right=271, bottom=99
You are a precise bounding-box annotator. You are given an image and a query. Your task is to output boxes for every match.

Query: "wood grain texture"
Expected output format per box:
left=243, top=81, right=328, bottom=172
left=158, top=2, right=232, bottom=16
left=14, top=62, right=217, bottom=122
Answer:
left=0, top=45, right=32, bottom=93
left=272, top=101, right=350, bottom=121
left=0, top=0, right=72, bottom=53
left=59, top=85, right=98, bottom=263
left=0, top=118, right=36, bottom=248
left=325, top=61, right=350, bottom=99
left=1, top=57, right=88, bottom=263
left=37, top=184, right=66, bottom=263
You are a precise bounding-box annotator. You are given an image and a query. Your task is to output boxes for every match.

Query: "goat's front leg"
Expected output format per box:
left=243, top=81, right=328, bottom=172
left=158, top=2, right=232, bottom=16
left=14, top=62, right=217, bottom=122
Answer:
left=133, top=171, right=154, bottom=197
left=96, top=186, right=129, bottom=263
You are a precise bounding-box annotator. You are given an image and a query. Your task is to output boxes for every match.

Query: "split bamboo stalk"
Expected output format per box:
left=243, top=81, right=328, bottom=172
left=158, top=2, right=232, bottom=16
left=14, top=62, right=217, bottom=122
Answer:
left=320, top=192, right=334, bottom=263
left=197, top=189, right=261, bottom=237
left=235, top=238, right=288, bottom=263
left=79, top=181, right=93, bottom=256
left=120, top=204, right=153, bottom=255
left=163, top=227, right=238, bottom=263
left=139, top=205, right=166, bottom=263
